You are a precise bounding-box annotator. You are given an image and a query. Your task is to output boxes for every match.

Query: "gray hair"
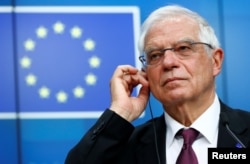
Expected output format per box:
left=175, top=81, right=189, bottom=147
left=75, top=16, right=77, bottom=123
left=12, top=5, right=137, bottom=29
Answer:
left=138, top=5, right=220, bottom=54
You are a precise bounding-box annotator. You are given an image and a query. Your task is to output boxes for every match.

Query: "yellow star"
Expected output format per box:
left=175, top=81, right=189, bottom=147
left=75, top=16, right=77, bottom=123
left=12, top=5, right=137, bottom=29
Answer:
left=20, top=56, right=32, bottom=68
left=25, top=74, right=37, bottom=86
left=89, top=56, right=101, bottom=68
left=36, top=26, right=48, bottom=38
left=24, top=39, right=36, bottom=51
left=53, top=21, right=65, bottom=34
left=85, top=73, right=97, bottom=85
left=56, top=91, right=68, bottom=103
left=83, top=39, right=95, bottom=51
left=70, top=26, right=82, bottom=38
left=39, top=86, right=50, bottom=98
left=73, top=86, right=85, bottom=98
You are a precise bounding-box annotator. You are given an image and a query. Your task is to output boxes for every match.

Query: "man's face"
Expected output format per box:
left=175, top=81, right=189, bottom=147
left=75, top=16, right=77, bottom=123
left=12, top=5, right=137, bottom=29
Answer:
left=144, top=16, right=223, bottom=106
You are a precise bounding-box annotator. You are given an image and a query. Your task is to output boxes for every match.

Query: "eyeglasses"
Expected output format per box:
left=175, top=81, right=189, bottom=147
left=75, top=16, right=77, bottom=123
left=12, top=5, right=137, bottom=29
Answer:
left=139, top=41, right=214, bottom=66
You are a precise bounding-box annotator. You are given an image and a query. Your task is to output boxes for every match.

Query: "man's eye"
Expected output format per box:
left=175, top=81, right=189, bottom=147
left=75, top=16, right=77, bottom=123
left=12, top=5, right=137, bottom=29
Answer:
left=149, top=53, right=162, bottom=61
left=176, top=44, right=192, bottom=52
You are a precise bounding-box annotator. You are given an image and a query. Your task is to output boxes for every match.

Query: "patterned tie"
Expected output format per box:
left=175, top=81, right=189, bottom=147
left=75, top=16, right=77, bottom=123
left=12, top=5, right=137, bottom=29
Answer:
left=176, top=128, right=199, bottom=164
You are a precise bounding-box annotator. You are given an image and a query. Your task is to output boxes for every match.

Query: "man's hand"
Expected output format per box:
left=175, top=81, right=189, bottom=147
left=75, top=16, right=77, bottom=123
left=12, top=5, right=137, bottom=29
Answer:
left=109, top=65, right=150, bottom=122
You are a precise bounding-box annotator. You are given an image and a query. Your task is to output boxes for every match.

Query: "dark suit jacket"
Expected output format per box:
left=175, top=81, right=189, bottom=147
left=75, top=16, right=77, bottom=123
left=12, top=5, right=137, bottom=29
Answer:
left=65, top=101, right=250, bottom=164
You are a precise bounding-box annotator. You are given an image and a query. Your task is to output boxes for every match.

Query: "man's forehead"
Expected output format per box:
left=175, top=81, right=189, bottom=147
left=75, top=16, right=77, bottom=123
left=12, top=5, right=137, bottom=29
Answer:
left=144, top=24, right=199, bottom=48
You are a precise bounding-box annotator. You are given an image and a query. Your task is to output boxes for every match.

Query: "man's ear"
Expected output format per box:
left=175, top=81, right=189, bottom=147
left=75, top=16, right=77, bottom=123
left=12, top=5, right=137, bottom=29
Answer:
left=212, top=48, right=224, bottom=76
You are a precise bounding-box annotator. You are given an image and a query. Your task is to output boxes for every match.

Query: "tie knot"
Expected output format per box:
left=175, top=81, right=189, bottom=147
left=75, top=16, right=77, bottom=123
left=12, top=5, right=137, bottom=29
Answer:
left=178, top=128, right=199, bottom=145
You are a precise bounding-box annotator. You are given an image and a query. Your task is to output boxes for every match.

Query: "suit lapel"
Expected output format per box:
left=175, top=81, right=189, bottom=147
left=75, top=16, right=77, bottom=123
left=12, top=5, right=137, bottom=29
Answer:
left=155, top=115, right=167, bottom=164
left=134, top=114, right=166, bottom=164
left=217, top=101, right=249, bottom=148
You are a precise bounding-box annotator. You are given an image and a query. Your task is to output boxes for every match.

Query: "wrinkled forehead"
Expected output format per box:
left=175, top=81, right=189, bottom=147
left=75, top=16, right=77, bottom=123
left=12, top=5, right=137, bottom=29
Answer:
left=144, top=16, right=200, bottom=46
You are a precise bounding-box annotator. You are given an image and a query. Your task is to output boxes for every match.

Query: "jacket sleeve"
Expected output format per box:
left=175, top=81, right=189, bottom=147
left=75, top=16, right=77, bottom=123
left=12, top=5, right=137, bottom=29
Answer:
left=65, top=109, right=135, bottom=164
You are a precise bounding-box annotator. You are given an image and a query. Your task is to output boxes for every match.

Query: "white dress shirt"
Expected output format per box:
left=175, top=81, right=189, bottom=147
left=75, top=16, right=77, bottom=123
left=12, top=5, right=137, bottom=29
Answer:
left=165, top=94, right=220, bottom=164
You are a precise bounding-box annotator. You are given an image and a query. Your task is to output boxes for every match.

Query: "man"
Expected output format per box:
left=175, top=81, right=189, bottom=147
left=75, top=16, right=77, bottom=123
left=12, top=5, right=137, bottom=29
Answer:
left=65, top=5, right=250, bottom=164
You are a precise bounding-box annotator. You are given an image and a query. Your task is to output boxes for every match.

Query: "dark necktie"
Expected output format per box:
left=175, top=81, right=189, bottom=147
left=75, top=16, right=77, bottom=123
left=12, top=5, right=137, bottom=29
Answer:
left=176, top=128, right=199, bottom=164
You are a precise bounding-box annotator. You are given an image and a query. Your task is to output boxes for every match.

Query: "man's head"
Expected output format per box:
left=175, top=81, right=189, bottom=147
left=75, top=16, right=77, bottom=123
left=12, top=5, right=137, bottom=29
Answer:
left=138, top=5, right=220, bottom=54
left=138, top=5, right=224, bottom=108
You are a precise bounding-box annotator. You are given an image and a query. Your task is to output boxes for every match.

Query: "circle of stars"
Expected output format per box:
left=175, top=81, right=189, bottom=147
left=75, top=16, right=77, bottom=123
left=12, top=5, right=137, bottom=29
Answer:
left=20, top=21, right=101, bottom=103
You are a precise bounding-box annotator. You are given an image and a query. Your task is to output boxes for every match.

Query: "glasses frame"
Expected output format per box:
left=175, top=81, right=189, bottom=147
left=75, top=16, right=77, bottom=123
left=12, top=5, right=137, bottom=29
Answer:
left=139, top=42, right=214, bottom=66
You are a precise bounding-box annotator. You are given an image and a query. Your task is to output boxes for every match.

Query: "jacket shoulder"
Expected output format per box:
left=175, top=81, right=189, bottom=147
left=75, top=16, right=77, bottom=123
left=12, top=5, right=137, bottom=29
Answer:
left=221, top=101, right=250, bottom=126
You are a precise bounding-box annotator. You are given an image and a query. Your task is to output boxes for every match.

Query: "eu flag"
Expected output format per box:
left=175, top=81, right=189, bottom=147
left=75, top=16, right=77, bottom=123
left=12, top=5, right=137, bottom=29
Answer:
left=15, top=6, right=140, bottom=118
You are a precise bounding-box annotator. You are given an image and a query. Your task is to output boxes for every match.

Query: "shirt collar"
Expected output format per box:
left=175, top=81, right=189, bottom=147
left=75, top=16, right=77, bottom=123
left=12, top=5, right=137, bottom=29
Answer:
left=164, top=94, right=220, bottom=148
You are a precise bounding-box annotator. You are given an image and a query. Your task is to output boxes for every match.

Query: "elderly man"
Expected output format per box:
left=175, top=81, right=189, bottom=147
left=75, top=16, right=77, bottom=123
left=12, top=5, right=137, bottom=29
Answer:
left=65, top=5, right=250, bottom=164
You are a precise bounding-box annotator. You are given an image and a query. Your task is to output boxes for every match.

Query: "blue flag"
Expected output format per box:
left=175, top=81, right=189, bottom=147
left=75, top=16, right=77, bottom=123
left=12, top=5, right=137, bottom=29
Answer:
left=14, top=7, right=140, bottom=118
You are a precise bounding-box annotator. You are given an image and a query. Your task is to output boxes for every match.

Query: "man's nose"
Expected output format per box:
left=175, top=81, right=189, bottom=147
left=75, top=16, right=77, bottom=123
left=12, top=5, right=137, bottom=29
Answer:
left=161, top=49, right=179, bottom=68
